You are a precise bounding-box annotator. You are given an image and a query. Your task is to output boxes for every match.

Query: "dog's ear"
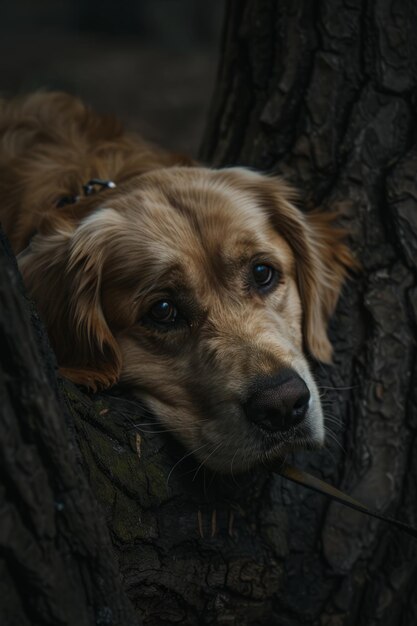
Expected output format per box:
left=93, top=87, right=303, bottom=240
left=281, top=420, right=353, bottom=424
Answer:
left=227, top=169, right=356, bottom=362
left=293, top=208, right=355, bottom=362
left=265, top=180, right=355, bottom=362
left=18, top=212, right=122, bottom=391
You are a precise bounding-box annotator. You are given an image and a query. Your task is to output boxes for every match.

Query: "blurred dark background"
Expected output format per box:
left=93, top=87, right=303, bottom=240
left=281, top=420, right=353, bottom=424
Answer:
left=0, top=0, right=224, bottom=156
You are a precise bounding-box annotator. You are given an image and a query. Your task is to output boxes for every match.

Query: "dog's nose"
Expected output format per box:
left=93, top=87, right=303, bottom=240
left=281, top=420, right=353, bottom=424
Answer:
left=245, top=369, right=310, bottom=433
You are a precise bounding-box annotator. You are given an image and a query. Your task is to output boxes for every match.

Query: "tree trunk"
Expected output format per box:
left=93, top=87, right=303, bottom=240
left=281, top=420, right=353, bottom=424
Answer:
left=2, top=1, right=417, bottom=626
left=201, top=1, right=417, bottom=624
left=0, top=234, right=140, bottom=626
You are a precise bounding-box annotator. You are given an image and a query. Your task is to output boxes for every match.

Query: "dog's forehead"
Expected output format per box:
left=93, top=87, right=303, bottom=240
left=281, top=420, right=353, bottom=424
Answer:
left=98, top=168, right=296, bottom=292
left=120, top=169, right=276, bottom=254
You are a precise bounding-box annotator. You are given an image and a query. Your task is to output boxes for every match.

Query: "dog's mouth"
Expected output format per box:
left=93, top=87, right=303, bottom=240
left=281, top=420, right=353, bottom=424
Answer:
left=138, top=368, right=324, bottom=474
left=258, top=420, right=323, bottom=460
left=190, top=369, right=324, bottom=472
left=162, top=400, right=324, bottom=475
left=199, top=415, right=322, bottom=473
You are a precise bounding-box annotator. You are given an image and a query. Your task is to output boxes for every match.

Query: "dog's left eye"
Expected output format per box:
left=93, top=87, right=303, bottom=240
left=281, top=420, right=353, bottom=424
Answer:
left=252, top=263, right=276, bottom=289
left=148, top=300, right=178, bottom=324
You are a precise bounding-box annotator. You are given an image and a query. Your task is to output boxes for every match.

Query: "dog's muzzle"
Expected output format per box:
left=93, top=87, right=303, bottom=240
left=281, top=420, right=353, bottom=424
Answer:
left=244, top=368, right=310, bottom=433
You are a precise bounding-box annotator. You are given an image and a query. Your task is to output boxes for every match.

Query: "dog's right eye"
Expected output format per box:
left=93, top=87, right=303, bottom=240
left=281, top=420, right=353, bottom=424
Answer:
left=251, top=262, right=278, bottom=292
left=148, top=300, right=178, bottom=324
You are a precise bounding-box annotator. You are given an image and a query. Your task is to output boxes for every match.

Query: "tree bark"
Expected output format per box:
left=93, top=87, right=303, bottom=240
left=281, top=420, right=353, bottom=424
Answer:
left=201, top=1, right=417, bottom=624
left=0, top=234, right=140, bottom=626
left=2, top=1, right=417, bottom=625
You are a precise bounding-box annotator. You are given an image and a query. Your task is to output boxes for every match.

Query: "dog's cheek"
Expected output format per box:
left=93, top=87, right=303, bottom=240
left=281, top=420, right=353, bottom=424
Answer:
left=117, top=334, right=202, bottom=427
left=276, top=278, right=304, bottom=350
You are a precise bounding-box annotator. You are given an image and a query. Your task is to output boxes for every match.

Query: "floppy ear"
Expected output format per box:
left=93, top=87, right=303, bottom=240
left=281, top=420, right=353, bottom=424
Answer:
left=227, top=169, right=356, bottom=362
left=293, top=208, right=356, bottom=362
left=268, top=183, right=356, bottom=362
left=18, top=212, right=122, bottom=391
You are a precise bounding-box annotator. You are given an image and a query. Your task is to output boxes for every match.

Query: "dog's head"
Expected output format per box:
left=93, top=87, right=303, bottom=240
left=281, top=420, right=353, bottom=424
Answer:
left=19, top=167, right=353, bottom=472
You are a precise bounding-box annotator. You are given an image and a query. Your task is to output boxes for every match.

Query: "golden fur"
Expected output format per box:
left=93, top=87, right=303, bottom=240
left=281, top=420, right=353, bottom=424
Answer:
left=0, top=92, right=354, bottom=471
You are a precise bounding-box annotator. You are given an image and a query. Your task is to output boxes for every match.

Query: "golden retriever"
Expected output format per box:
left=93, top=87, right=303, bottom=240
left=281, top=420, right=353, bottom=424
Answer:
left=0, top=92, right=353, bottom=472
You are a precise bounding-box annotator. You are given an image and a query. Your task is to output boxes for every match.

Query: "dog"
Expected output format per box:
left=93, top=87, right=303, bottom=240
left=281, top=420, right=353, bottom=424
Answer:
left=0, top=92, right=354, bottom=473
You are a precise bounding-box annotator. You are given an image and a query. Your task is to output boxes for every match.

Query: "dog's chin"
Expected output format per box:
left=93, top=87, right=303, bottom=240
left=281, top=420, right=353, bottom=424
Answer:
left=137, top=393, right=324, bottom=475
left=192, top=420, right=324, bottom=474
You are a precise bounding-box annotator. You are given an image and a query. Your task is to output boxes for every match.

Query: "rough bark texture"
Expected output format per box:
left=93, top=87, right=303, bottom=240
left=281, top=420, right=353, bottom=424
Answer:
left=201, top=1, right=417, bottom=624
left=0, top=234, right=140, bottom=626
left=2, top=1, right=417, bottom=625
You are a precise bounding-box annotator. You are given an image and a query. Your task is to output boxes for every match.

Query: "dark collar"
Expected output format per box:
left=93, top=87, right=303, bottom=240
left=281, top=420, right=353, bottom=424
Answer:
left=56, top=178, right=116, bottom=208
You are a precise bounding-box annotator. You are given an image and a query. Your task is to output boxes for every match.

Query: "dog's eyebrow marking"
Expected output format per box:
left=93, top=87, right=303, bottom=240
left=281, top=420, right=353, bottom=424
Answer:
left=161, top=188, right=276, bottom=275
left=162, top=190, right=207, bottom=245
left=133, top=266, right=190, bottom=301
left=163, top=191, right=190, bottom=217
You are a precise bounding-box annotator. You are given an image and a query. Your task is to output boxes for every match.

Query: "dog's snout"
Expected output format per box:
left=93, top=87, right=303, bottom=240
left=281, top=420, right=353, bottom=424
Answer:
left=245, top=369, right=310, bottom=433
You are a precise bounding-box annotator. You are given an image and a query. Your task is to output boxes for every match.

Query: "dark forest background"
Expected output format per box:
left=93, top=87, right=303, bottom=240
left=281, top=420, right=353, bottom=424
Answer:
left=1, top=0, right=223, bottom=156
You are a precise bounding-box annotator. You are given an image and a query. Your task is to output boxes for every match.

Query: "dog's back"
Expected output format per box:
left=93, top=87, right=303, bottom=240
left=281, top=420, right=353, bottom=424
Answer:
left=0, top=92, right=189, bottom=253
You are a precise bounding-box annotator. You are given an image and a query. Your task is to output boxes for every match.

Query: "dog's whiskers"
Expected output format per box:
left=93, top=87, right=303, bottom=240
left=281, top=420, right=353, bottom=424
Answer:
left=323, top=425, right=346, bottom=455
left=192, top=442, right=224, bottom=482
left=324, top=416, right=343, bottom=430
left=166, top=442, right=211, bottom=488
